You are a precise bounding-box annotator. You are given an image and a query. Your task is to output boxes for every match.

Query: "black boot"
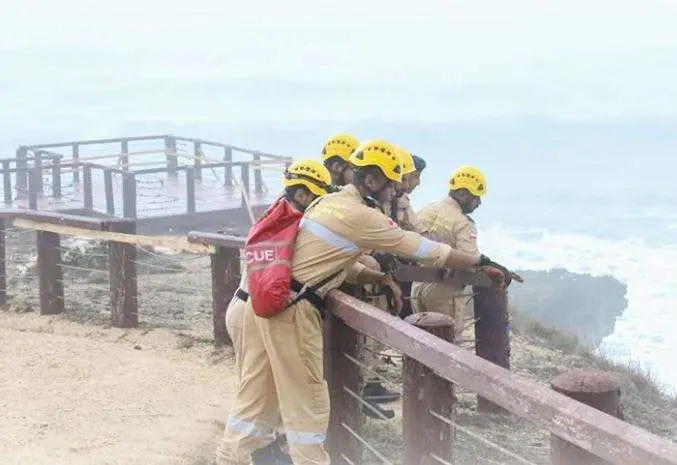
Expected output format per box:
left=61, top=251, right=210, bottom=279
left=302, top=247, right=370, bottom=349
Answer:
left=251, top=435, right=293, bottom=465
left=362, top=380, right=401, bottom=404
left=362, top=400, right=395, bottom=420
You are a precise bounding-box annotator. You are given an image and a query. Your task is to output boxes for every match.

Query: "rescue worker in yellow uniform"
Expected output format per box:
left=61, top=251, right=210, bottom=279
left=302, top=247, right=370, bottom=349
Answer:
left=216, top=142, right=506, bottom=465
left=321, top=132, right=381, bottom=272
left=224, top=159, right=334, bottom=464
left=225, top=158, right=334, bottom=378
left=382, top=147, right=427, bottom=234
left=320, top=132, right=359, bottom=187
left=410, top=165, right=487, bottom=339
left=410, top=153, right=427, bottom=192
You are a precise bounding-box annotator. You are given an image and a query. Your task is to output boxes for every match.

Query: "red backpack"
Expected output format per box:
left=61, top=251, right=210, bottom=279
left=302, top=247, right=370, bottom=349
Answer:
left=245, top=197, right=303, bottom=318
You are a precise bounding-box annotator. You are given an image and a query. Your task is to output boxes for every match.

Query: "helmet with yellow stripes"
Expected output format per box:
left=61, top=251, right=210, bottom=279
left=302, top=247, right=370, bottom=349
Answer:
left=449, top=165, right=487, bottom=197
left=283, top=159, right=333, bottom=196
left=395, top=146, right=416, bottom=175
left=348, top=139, right=402, bottom=183
left=321, top=133, right=359, bottom=162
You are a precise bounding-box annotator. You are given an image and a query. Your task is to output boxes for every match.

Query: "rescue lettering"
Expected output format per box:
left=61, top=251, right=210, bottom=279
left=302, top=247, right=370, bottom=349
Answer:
left=245, top=248, right=277, bottom=264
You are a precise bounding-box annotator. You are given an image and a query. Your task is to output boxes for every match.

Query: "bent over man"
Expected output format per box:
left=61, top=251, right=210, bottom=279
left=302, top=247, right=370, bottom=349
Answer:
left=216, top=143, right=505, bottom=465
left=382, top=147, right=427, bottom=234
left=225, top=158, right=334, bottom=377
left=321, top=132, right=359, bottom=186
left=410, top=165, right=487, bottom=339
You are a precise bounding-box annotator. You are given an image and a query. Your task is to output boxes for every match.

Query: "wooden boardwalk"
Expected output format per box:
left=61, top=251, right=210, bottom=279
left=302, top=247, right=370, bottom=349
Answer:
left=1, top=134, right=291, bottom=233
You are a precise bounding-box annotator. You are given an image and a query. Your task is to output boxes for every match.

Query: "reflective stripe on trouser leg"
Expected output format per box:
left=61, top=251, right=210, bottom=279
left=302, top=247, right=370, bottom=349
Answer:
left=255, top=300, right=331, bottom=465
left=217, top=304, right=280, bottom=463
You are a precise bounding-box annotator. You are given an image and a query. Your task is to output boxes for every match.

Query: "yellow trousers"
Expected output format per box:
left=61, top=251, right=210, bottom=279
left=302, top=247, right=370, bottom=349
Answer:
left=225, top=295, right=246, bottom=377
left=217, top=300, right=330, bottom=465
left=410, top=283, right=474, bottom=340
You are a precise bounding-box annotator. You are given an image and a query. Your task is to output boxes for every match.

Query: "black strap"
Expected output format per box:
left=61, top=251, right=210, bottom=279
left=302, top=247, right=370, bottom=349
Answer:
left=234, top=271, right=340, bottom=319
left=288, top=271, right=341, bottom=318
left=236, top=288, right=249, bottom=301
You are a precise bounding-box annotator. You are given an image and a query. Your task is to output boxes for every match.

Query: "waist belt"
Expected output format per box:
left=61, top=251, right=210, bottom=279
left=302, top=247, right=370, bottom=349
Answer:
left=234, top=272, right=339, bottom=319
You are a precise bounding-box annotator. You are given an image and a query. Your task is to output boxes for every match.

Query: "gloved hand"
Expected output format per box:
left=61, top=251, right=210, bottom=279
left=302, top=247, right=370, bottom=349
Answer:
left=379, top=273, right=403, bottom=315
left=478, top=254, right=512, bottom=288
left=479, top=265, right=508, bottom=289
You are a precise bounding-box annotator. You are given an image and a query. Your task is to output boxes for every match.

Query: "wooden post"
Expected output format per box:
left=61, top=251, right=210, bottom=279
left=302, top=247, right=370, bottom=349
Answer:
left=550, top=371, right=622, bottom=465
left=120, top=139, right=129, bottom=170
left=104, top=168, right=115, bottom=215
left=403, top=312, right=455, bottom=465
left=194, top=141, right=202, bottom=181
left=122, top=172, right=137, bottom=218
left=3, top=160, right=12, bottom=204
left=223, top=147, right=233, bottom=186
left=210, top=246, right=238, bottom=347
left=186, top=166, right=196, bottom=213
left=253, top=152, right=263, bottom=194
left=165, top=136, right=177, bottom=176
left=16, top=146, right=28, bottom=198
left=324, top=291, right=364, bottom=464
left=72, top=144, right=80, bottom=183
left=107, top=220, right=138, bottom=328
left=29, top=166, right=40, bottom=210
left=34, top=150, right=43, bottom=193
left=0, top=218, right=6, bottom=306
left=51, top=155, right=62, bottom=198
left=83, top=164, right=93, bottom=210
left=240, top=164, right=250, bottom=209
left=37, top=230, right=64, bottom=315
left=474, top=285, right=510, bottom=413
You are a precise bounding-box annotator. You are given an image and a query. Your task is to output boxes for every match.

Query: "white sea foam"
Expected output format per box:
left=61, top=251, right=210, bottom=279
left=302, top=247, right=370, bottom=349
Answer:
left=478, top=224, right=677, bottom=391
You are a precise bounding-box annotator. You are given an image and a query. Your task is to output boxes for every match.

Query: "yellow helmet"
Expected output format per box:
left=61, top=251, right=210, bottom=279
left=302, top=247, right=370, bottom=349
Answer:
left=395, top=146, right=416, bottom=175
left=449, top=165, right=487, bottom=197
left=348, top=139, right=402, bottom=183
left=283, top=159, right=333, bottom=196
left=321, top=133, right=359, bottom=162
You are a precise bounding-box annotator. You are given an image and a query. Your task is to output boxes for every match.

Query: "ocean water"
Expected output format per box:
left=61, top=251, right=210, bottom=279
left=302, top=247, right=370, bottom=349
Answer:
left=2, top=49, right=677, bottom=392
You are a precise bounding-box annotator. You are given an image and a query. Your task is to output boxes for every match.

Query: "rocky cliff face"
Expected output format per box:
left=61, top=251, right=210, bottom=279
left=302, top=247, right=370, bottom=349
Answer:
left=507, top=268, right=627, bottom=348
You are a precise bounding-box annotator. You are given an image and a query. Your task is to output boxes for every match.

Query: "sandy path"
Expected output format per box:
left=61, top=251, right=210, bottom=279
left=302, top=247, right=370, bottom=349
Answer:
left=0, top=312, right=237, bottom=465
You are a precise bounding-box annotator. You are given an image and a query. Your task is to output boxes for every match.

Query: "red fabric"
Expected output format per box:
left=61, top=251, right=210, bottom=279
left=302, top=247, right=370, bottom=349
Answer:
left=245, top=198, right=303, bottom=318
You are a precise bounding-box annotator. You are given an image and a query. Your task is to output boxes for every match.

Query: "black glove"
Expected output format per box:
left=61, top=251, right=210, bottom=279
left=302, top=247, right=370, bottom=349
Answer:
left=478, top=254, right=512, bottom=286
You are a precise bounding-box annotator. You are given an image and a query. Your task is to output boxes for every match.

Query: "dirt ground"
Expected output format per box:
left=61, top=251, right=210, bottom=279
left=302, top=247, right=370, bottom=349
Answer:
left=0, top=311, right=233, bottom=465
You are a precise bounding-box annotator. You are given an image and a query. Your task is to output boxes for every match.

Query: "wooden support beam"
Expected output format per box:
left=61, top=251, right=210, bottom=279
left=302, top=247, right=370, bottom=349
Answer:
left=51, top=155, right=62, bottom=198
left=120, top=139, right=129, bottom=170
left=165, top=136, right=177, bottom=175
left=186, top=167, right=196, bottom=213
left=2, top=160, right=12, bottom=204
left=403, top=312, right=455, bottom=465
left=0, top=218, right=5, bottom=305
left=29, top=167, right=40, bottom=210
left=474, top=285, right=510, bottom=413
left=72, top=144, right=80, bottom=183
left=37, top=230, right=64, bottom=315
left=194, top=141, right=202, bottom=181
left=324, top=287, right=364, bottom=464
left=106, top=220, right=138, bottom=328
left=104, top=168, right=115, bottom=215
left=122, top=172, right=136, bottom=218
left=83, top=164, right=93, bottom=210
left=223, top=147, right=233, bottom=186
left=16, top=146, right=28, bottom=197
